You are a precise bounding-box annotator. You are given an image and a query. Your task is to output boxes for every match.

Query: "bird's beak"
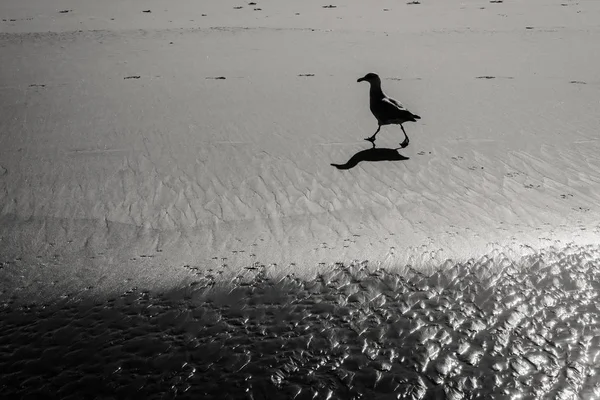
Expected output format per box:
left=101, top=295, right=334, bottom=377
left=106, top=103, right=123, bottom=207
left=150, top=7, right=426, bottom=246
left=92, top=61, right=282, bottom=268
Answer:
left=357, top=77, right=365, bottom=83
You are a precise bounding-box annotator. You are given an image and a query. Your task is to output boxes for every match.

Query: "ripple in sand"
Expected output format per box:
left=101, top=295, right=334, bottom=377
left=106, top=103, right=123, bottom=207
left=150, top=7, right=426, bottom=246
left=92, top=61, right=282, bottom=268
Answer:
left=2, top=244, right=600, bottom=398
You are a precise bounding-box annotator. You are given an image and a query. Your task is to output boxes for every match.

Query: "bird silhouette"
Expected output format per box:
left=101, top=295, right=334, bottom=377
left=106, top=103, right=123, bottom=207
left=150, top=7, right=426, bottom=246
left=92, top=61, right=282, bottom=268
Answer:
left=357, top=72, right=421, bottom=147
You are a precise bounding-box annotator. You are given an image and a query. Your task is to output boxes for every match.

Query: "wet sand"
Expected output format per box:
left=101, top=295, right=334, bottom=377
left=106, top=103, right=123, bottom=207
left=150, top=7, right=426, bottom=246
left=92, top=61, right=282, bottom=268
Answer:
left=2, top=244, right=600, bottom=398
left=2, top=1, right=600, bottom=398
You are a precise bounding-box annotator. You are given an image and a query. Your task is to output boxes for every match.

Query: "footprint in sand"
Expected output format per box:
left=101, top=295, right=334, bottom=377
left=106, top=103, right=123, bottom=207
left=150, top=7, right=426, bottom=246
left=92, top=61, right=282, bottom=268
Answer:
left=573, top=206, right=590, bottom=212
left=3, top=17, right=34, bottom=21
left=386, top=77, right=422, bottom=81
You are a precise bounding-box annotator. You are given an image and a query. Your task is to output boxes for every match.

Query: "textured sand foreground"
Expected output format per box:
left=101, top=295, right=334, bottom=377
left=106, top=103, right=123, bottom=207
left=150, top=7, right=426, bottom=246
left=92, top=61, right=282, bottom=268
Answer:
left=2, top=244, right=600, bottom=399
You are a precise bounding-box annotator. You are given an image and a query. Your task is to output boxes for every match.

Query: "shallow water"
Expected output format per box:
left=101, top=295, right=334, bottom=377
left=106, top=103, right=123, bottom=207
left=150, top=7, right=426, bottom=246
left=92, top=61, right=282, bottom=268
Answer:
left=2, top=244, right=600, bottom=399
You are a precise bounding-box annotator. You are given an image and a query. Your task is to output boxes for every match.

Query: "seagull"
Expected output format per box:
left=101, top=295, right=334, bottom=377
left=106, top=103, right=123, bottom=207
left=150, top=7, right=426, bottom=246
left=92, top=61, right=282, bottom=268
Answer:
left=357, top=72, right=421, bottom=147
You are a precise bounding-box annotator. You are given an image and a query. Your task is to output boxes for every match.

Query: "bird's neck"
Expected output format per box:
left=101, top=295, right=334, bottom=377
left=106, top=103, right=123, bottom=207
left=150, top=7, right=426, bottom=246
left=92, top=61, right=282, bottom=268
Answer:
left=369, top=83, right=384, bottom=99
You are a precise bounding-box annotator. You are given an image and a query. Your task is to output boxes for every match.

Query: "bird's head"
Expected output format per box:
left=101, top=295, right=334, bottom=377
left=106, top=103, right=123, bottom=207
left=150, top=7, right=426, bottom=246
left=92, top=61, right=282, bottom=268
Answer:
left=357, top=73, right=381, bottom=84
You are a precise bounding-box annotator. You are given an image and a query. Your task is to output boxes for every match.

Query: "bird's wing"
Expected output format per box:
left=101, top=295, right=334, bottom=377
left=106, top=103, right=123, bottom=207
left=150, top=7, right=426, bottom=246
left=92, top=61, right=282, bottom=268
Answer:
left=383, top=96, right=407, bottom=111
left=375, top=96, right=416, bottom=121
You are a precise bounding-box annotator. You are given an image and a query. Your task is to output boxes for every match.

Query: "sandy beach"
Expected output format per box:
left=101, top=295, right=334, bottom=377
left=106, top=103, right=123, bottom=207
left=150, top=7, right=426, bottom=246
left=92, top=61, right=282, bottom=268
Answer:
left=1, top=0, right=600, bottom=398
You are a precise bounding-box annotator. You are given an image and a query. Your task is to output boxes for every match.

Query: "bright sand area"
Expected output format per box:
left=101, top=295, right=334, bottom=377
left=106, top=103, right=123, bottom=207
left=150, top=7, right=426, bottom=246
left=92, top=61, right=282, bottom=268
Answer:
left=1, top=0, right=600, bottom=301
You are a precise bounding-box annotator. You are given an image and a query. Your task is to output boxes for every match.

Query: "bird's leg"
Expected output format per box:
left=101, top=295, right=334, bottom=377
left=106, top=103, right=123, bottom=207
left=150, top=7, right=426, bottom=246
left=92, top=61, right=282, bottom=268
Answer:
left=365, top=125, right=381, bottom=143
left=400, top=125, right=410, bottom=148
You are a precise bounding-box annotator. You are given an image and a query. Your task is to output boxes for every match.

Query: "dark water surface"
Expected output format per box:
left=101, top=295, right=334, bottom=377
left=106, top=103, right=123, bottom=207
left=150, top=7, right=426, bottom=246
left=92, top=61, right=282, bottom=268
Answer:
left=2, top=245, right=600, bottom=399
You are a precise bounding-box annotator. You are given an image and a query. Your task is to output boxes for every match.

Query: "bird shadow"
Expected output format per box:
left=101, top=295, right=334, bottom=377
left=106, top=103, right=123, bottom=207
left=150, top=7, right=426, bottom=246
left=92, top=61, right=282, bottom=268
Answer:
left=331, top=143, right=409, bottom=170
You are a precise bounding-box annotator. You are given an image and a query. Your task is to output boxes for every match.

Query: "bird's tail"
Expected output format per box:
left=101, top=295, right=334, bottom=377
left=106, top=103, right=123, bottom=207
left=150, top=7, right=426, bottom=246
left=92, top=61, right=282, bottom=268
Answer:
left=412, top=113, right=421, bottom=120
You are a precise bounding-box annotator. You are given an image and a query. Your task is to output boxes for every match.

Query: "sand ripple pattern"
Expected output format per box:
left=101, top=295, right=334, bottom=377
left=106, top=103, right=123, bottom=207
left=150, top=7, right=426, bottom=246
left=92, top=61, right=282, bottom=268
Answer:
left=2, top=244, right=600, bottom=399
